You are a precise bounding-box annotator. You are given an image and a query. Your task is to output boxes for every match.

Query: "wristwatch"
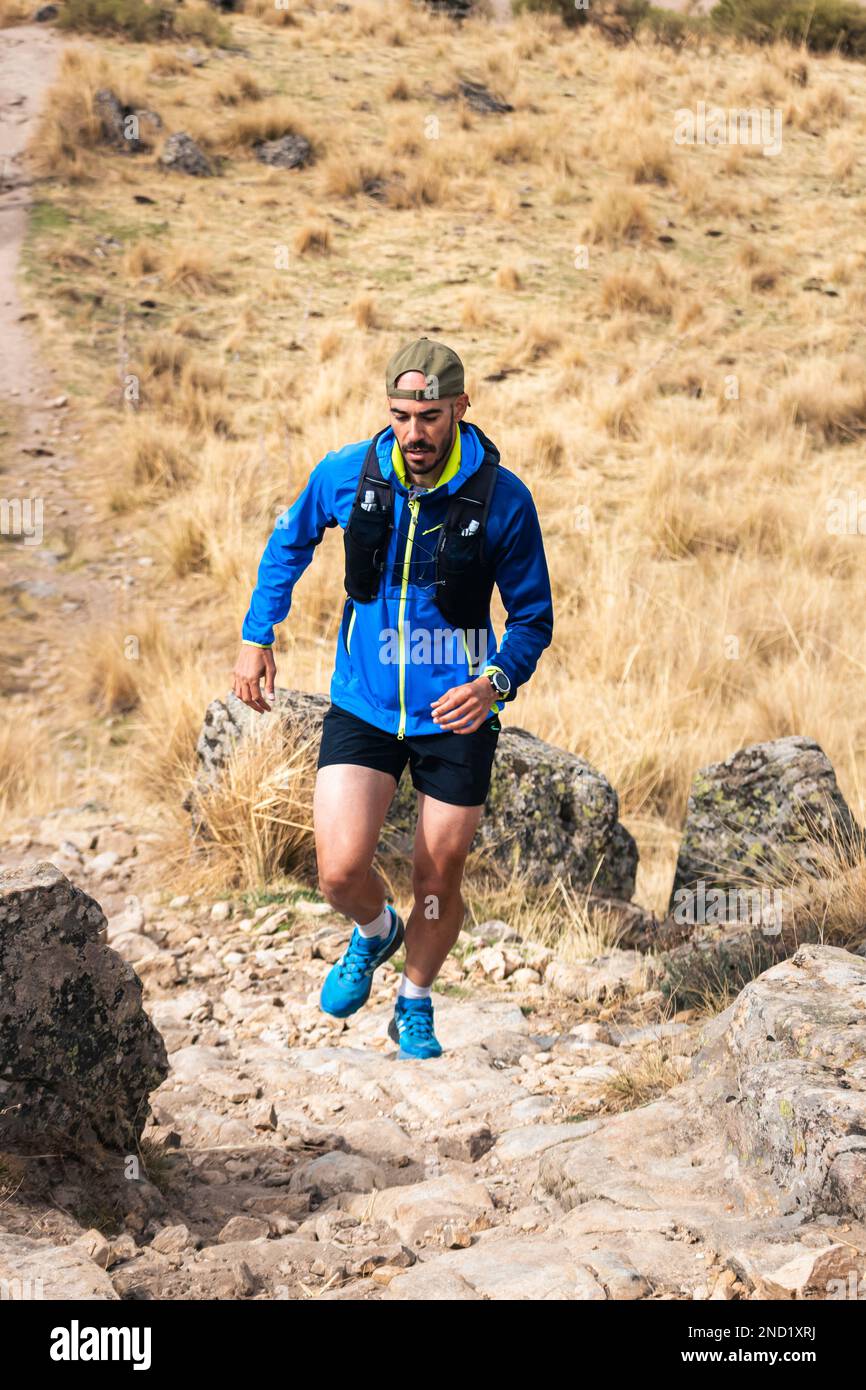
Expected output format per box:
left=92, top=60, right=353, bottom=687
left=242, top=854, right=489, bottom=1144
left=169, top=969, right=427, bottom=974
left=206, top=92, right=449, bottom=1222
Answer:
left=483, top=666, right=511, bottom=699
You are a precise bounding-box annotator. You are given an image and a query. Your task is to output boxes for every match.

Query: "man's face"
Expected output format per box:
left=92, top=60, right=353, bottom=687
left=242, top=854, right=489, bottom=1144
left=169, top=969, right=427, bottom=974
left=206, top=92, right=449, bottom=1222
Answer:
left=388, top=370, right=468, bottom=477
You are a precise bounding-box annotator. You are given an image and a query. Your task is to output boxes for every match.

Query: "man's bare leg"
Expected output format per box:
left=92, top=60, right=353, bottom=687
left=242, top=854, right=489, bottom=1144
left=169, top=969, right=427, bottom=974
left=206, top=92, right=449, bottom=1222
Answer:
left=314, top=764, right=397, bottom=923
left=403, top=792, right=484, bottom=986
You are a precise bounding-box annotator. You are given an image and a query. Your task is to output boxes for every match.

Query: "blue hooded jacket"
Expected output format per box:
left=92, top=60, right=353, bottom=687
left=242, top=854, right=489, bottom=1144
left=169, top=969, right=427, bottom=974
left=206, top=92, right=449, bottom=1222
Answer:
left=242, top=420, right=554, bottom=739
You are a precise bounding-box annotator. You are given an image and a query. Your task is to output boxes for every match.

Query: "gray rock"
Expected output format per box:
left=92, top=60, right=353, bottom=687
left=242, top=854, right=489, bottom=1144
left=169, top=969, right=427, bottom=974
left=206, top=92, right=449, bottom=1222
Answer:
left=289, top=1151, right=386, bottom=1200
left=0, top=864, right=169, bottom=1155
left=729, top=1242, right=862, bottom=1298
left=0, top=1233, right=119, bottom=1300
left=468, top=918, right=520, bottom=944
left=693, top=944, right=866, bottom=1222
left=386, top=1236, right=606, bottom=1300
left=384, top=1265, right=484, bottom=1299
left=33, top=4, right=58, bottom=19
left=668, top=736, right=860, bottom=918
left=160, top=132, right=214, bottom=177
left=190, top=690, right=637, bottom=896
left=508, top=1094, right=556, bottom=1121
left=495, top=1120, right=600, bottom=1163
left=480, top=1029, right=538, bottom=1066
left=254, top=134, right=314, bottom=169
left=437, top=1122, right=494, bottom=1162
left=148, top=992, right=212, bottom=1031
left=582, top=1248, right=651, bottom=1300
left=94, top=89, right=126, bottom=145
left=457, top=79, right=514, bottom=115
left=544, top=950, right=657, bottom=1003
left=94, top=90, right=161, bottom=154
left=218, top=1215, right=269, bottom=1243
left=150, top=1224, right=192, bottom=1256
left=342, top=1173, right=495, bottom=1245
left=339, top=1117, right=420, bottom=1167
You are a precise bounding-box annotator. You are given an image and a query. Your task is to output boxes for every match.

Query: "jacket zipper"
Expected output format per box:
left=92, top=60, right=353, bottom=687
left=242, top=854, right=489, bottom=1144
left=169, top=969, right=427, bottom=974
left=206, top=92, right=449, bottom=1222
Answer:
left=397, top=495, right=421, bottom=740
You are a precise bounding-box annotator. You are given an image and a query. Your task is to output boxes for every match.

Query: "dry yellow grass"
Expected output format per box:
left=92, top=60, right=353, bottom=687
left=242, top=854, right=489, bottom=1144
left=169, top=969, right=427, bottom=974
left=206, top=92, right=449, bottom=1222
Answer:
left=30, top=46, right=144, bottom=180
left=495, top=264, right=522, bottom=291
left=220, top=98, right=313, bottom=151
left=6, top=7, right=866, bottom=928
left=293, top=222, right=332, bottom=256
left=0, top=0, right=32, bottom=20
left=212, top=67, right=264, bottom=106
left=351, top=294, right=378, bottom=330
left=178, top=716, right=319, bottom=892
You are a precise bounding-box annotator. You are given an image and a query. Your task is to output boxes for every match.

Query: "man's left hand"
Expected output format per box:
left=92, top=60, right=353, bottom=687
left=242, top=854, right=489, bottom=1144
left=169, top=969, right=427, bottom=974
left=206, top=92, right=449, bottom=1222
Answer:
left=431, top=677, right=497, bottom=734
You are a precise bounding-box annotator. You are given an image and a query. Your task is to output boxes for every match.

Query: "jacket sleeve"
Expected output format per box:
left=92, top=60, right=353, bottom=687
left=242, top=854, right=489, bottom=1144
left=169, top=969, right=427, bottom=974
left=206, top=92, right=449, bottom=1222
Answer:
left=241, top=455, right=339, bottom=646
left=485, top=484, right=554, bottom=700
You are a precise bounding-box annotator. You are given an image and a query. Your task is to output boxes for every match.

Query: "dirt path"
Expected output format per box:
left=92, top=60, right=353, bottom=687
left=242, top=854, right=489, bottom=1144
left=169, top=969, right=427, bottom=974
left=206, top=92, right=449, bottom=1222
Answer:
left=0, top=24, right=61, bottom=399
left=0, top=23, right=144, bottom=711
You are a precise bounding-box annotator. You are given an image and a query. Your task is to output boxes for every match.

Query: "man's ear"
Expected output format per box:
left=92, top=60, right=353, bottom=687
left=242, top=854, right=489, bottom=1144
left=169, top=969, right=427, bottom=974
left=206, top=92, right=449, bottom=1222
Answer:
left=453, top=392, right=469, bottom=422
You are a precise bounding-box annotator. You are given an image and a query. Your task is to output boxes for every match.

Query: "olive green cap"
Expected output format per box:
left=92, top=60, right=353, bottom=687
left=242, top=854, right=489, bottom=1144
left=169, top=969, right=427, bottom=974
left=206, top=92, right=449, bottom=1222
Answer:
left=385, top=336, right=465, bottom=400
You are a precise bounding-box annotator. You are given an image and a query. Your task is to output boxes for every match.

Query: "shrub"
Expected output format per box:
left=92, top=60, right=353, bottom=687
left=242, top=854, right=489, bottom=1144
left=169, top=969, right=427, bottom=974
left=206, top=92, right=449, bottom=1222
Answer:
left=642, top=6, right=691, bottom=47
left=57, top=0, right=229, bottom=46
left=711, top=0, right=866, bottom=57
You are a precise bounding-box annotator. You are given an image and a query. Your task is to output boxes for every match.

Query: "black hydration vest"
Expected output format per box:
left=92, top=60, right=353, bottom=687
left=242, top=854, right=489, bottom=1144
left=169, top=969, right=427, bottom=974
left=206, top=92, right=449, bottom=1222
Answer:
left=343, top=425, right=500, bottom=633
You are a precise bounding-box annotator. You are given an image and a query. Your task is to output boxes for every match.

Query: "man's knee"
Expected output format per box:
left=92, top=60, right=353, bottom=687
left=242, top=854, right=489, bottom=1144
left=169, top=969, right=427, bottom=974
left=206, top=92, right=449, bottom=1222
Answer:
left=318, top=864, right=367, bottom=906
left=412, top=859, right=466, bottom=908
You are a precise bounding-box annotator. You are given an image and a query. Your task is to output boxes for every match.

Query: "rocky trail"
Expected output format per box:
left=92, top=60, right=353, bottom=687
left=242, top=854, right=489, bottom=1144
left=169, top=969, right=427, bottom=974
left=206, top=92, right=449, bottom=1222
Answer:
left=3, top=813, right=866, bottom=1302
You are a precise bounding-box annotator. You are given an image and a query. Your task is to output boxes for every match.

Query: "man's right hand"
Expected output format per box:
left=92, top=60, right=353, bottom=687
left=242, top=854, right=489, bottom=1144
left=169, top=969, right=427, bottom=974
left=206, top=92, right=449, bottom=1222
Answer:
left=232, top=644, right=276, bottom=714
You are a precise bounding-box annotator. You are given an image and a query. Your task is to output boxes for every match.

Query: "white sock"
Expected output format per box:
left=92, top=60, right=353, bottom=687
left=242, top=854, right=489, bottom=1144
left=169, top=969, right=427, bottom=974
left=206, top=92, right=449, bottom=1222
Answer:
left=355, top=903, right=392, bottom=939
left=398, top=974, right=432, bottom=1000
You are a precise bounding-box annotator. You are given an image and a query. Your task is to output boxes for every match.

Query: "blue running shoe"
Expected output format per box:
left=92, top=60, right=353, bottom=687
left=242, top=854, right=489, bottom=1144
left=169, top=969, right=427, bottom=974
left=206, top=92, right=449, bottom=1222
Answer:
left=319, top=906, right=405, bottom=1019
left=388, top=995, right=443, bottom=1060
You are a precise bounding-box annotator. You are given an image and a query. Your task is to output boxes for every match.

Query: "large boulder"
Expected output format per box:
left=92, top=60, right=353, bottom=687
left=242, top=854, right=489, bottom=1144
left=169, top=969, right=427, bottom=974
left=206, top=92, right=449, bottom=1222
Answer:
left=692, top=945, right=866, bottom=1222
left=668, top=736, right=860, bottom=920
left=190, top=690, right=638, bottom=897
left=0, top=864, right=169, bottom=1156
left=0, top=1233, right=118, bottom=1301
left=533, top=944, right=866, bottom=1290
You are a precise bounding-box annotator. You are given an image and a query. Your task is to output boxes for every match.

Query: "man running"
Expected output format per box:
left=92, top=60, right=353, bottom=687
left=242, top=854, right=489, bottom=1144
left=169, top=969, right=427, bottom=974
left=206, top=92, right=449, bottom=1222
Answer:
left=233, top=337, right=554, bottom=1059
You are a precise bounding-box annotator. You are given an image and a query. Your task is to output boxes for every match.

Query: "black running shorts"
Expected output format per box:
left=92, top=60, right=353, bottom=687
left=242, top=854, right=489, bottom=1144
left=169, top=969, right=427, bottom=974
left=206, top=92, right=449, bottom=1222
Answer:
left=316, top=703, right=502, bottom=808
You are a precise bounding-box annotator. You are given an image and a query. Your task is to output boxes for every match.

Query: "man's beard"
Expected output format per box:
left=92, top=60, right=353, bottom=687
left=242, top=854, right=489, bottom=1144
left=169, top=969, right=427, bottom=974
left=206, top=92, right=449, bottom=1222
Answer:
left=404, top=409, right=454, bottom=474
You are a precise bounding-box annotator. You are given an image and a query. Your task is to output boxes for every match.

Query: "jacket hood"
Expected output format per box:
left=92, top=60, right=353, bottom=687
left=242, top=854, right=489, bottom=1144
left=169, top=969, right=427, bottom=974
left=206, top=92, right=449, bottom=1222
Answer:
left=375, top=420, right=498, bottom=497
